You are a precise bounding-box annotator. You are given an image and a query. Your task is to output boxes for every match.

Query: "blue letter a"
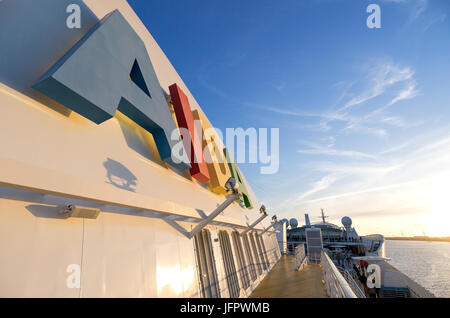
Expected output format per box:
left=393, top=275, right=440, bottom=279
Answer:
left=33, top=10, right=190, bottom=172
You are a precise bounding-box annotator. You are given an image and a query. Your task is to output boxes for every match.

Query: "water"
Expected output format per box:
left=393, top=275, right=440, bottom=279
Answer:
left=385, top=240, right=450, bottom=297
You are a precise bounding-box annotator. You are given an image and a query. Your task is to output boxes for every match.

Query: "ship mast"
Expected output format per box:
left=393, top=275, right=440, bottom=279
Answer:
left=319, top=208, right=328, bottom=224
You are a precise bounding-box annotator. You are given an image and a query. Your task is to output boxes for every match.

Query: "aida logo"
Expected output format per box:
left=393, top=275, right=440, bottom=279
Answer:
left=33, top=10, right=253, bottom=208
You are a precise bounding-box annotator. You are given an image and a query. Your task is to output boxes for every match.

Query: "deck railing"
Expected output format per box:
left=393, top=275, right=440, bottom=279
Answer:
left=286, top=242, right=295, bottom=255
left=320, top=250, right=357, bottom=298
left=336, top=266, right=366, bottom=298
left=294, top=244, right=307, bottom=271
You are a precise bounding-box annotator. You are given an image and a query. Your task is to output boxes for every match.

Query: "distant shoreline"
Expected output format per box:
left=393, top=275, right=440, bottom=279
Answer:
left=386, top=236, right=450, bottom=242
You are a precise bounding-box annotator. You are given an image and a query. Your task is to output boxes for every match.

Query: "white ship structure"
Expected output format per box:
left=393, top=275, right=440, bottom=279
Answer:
left=275, top=211, right=435, bottom=298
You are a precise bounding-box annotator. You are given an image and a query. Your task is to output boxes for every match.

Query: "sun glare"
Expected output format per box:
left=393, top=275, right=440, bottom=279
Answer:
left=423, top=179, right=450, bottom=237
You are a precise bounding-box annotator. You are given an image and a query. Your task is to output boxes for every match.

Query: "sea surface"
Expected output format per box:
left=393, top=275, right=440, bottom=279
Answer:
left=385, top=240, right=450, bottom=297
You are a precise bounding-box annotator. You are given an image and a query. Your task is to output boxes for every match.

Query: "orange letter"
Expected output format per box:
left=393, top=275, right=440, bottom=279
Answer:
left=192, top=110, right=231, bottom=194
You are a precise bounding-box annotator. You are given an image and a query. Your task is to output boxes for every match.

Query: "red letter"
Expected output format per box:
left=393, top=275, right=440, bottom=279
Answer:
left=169, top=83, right=210, bottom=182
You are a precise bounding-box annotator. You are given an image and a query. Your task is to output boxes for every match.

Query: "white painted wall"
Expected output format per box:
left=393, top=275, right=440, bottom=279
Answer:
left=0, top=0, right=280, bottom=297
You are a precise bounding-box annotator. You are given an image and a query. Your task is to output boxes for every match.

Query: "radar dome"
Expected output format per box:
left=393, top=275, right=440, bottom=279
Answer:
left=341, top=216, right=352, bottom=227
left=289, top=218, right=298, bottom=229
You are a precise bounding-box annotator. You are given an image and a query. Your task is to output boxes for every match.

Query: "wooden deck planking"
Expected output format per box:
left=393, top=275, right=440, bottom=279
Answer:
left=250, top=255, right=328, bottom=298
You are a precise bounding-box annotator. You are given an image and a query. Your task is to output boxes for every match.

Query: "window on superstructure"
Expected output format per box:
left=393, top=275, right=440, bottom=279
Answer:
left=258, top=234, right=270, bottom=269
left=231, top=231, right=251, bottom=290
left=249, top=232, right=262, bottom=275
left=218, top=231, right=240, bottom=298
left=193, top=229, right=220, bottom=298
left=254, top=232, right=268, bottom=271
left=242, top=234, right=258, bottom=282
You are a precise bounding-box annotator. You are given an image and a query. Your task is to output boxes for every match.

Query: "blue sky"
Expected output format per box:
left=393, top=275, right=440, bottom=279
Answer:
left=128, top=0, right=450, bottom=236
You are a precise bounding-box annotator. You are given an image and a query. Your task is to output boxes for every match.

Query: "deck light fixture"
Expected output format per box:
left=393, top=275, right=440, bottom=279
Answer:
left=224, top=177, right=239, bottom=193
left=269, top=221, right=283, bottom=236
left=259, top=217, right=281, bottom=236
left=59, top=205, right=101, bottom=219
left=187, top=178, right=240, bottom=239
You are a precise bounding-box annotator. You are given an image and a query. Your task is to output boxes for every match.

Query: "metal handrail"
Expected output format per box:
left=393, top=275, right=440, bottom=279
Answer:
left=294, top=244, right=307, bottom=270
left=320, top=251, right=357, bottom=298
left=286, top=242, right=296, bottom=255
left=336, top=266, right=366, bottom=298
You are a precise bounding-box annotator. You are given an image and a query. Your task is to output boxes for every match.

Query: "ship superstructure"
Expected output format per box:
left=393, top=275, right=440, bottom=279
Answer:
left=272, top=211, right=434, bottom=298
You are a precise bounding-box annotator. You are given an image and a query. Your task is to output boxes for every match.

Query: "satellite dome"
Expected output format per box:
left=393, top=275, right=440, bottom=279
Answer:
left=341, top=216, right=352, bottom=227
left=289, top=218, right=298, bottom=229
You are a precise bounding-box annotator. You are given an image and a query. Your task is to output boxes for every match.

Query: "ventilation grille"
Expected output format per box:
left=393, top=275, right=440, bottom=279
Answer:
left=306, top=228, right=323, bottom=264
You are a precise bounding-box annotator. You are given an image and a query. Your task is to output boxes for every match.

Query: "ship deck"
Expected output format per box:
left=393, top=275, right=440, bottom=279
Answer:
left=250, top=255, right=328, bottom=298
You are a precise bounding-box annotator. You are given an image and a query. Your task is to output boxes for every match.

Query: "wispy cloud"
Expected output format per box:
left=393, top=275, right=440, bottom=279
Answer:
left=378, top=139, right=415, bottom=155
left=339, top=62, right=414, bottom=112
left=257, top=59, right=420, bottom=137
left=196, top=52, right=249, bottom=101
left=413, top=135, right=450, bottom=155
left=388, top=81, right=419, bottom=106
left=411, top=0, right=428, bottom=20
left=276, top=127, right=450, bottom=235
left=298, top=148, right=376, bottom=159
left=305, top=160, right=405, bottom=177
left=424, top=12, right=447, bottom=31
left=297, top=140, right=375, bottom=159
left=303, top=180, right=417, bottom=204
left=256, top=105, right=320, bottom=118
left=381, top=0, right=428, bottom=21
left=296, top=175, right=337, bottom=201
